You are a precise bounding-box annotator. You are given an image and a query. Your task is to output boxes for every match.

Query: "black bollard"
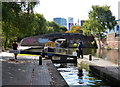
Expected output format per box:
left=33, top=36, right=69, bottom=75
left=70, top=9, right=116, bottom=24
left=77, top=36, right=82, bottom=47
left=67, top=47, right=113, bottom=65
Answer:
left=39, top=56, right=42, bottom=65
left=89, top=54, right=92, bottom=61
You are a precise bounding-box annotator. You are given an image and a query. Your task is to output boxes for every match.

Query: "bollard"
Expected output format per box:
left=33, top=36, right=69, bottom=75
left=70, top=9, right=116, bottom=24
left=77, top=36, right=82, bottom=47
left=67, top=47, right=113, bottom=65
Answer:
left=89, top=54, right=92, bottom=61
left=39, top=56, right=42, bottom=65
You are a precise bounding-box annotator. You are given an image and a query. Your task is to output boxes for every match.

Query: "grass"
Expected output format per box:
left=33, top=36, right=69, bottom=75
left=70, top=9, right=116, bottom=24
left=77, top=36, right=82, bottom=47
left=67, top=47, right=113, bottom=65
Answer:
left=18, top=54, right=39, bottom=56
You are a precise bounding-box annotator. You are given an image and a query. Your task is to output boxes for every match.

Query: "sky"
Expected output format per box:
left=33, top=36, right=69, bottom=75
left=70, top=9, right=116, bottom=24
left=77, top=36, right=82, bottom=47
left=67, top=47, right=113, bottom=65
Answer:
left=34, top=0, right=120, bottom=23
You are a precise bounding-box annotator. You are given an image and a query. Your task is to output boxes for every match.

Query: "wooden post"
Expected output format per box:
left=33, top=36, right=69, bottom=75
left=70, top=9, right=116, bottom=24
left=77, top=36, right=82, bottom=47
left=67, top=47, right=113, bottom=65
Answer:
left=89, top=54, right=92, bottom=61
left=39, top=56, right=42, bottom=65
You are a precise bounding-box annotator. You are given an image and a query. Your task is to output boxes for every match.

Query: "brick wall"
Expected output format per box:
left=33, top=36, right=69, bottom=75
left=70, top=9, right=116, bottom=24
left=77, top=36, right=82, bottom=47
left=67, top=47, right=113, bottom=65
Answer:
left=107, top=33, right=119, bottom=49
left=95, top=33, right=120, bottom=49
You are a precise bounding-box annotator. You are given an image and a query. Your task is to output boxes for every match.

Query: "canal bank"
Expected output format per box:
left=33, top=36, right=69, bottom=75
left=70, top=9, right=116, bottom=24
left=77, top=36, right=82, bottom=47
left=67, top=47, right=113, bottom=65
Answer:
left=77, top=55, right=120, bottom=86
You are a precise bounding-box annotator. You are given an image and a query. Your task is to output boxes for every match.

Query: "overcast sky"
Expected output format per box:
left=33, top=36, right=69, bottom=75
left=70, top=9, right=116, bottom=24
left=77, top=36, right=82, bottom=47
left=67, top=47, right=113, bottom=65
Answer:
left=34, top=0, right=120, bottom=23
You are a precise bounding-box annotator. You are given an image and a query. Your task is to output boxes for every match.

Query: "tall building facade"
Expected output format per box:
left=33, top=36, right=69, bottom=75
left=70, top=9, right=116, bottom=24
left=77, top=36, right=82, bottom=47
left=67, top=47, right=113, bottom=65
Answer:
left=53, top=17, right=67, bottom=27
left=68, top=17, right=74, bottom=31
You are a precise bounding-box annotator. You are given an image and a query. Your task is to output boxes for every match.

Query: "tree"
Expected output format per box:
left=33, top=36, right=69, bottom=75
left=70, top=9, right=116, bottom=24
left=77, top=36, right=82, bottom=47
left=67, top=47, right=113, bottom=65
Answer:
left=81, top=20, right=96, bottom=36
left=2, top=2, right=21, bottom=49
left=82, top=5, right=117, bottom=48
left=15, top=13, right=37, bottom=38
left=2, top=2, right=40, bottom=49
left=47, top=21, right=61, bottom=33
left=89, top=5, right=117, bottom=39
left=34, top=14, right=48, bottom=35
left=69, top=25, right=81, bottom=33
left=47, top=26, right=54, bottom=33
left=60, top=26, right=67, bottom=32
left=20, top=2, right=39, bottom=14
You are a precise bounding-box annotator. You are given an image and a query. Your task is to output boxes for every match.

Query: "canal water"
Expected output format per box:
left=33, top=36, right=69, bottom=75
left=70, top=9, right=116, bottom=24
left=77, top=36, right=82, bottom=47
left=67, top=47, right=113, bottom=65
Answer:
left=28, top=47, right=119, bottom=86
left=54, top=48, right=119, bottom=86
left=54, top=63, right=110, bottom=87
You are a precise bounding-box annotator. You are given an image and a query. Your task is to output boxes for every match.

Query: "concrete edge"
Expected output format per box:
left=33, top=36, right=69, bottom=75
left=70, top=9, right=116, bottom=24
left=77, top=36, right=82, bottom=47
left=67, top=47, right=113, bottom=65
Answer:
left=77, top=55, right=120, bottom=86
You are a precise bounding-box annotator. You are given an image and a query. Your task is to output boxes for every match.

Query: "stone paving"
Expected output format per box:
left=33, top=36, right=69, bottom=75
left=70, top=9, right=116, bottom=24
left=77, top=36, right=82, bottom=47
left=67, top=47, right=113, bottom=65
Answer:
left=1, top=55, right=51, bottom=85
left=0, top=52, right=68, bottom=87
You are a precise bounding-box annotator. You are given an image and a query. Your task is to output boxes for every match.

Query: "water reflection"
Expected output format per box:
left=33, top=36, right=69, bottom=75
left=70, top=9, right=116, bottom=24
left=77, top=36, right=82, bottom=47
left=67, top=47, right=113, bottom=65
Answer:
left=54, top=63, right=110, bottom=86
left=77, top=68, right=83, bottom=84
left=78, top=68, right=83, bottom=77
left=83, top=48, right=120, bottom=65
left=55, top=48, right=120, bottom=65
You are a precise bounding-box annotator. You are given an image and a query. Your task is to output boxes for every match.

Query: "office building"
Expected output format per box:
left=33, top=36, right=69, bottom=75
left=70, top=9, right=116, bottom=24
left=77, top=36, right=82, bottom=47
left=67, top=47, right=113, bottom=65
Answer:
left=53, top=17, right=67, bottom=27
left=68, top=17, right=74, bottom=30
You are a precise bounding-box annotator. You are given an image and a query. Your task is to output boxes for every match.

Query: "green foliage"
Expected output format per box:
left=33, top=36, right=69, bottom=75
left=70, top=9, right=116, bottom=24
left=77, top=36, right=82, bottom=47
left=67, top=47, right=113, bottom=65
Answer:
left=47, top=21, right=68, bottom=33
left=69, top=25, right=81, bottom=33
left=60, top=26, right=67, bottom=32
left=70, top=25, right=76, bottom=32
left=2, top=2, right=70, bottom=49
left=81, top=20, right=98, bottom=36
left=20, top=2, right=39, bottom=14
left=47, top=26, right=54, bottom=33
left=47, top=21, right=61, bottom=33
left=89, top=5, right=117, bottom=30
left=15, top=13, right=35, bottom=37
left=2, top=2, right=21, bottom=22
left=2, top=2, right=40, bottom=49
left=34, top=14, right=48, bottom=35
left=82, top=5, right=117, bottom=39
left=2, top=2, right=21, bottom=49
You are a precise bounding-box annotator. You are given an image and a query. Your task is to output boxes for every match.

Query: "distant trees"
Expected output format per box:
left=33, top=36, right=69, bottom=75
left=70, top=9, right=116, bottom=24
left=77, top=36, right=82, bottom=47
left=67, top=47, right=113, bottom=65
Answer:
left=70, top=25, right=81, bottom=33
left=47, top=21, right=67, bottom=33
left=60, top=26, right=67, bottom=32
left=65, top=25, right=82, bottom=33
left=47, top=21, right=61, bottom=33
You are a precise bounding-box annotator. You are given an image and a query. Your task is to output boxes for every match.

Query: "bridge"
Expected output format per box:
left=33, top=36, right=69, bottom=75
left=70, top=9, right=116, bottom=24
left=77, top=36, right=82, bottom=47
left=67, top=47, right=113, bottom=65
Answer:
left=20, top=33, right=95, bottom=47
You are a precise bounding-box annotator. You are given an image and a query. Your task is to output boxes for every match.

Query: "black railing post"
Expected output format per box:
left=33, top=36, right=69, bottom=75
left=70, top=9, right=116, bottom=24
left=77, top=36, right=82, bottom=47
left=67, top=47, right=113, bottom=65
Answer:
left=89, top=54, right=92, bottom=61
left=39, top=56, right=42, bottom=65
